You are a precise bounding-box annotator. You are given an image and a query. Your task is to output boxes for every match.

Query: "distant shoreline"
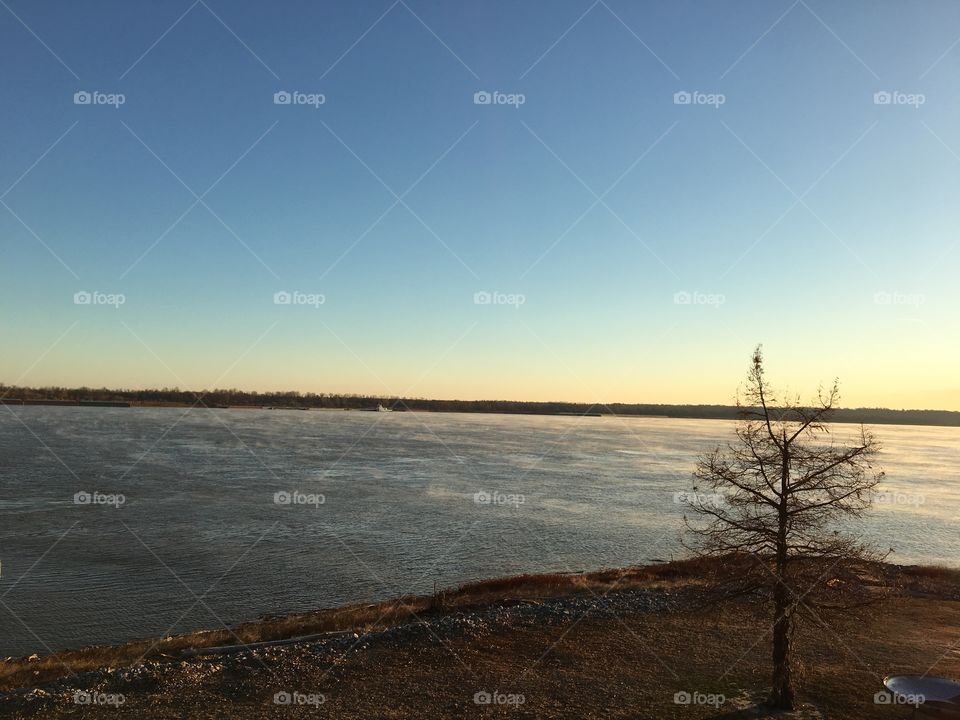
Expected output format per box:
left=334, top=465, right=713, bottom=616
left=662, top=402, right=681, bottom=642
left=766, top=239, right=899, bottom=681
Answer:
left=2, top=391, right=959, bottom=427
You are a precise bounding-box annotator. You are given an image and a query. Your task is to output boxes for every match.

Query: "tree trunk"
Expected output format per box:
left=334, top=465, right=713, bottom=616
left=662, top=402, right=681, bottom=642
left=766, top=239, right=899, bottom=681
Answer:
left=769, top=438, right=795, bottom=710
left=769, top=584, right=795, bottom=710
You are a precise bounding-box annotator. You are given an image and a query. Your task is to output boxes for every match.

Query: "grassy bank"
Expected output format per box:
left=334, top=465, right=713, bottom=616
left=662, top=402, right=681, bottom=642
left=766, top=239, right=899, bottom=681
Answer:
left=2, top=559, right=959, bottom=718
left=0, top=562, right=701, bottom=692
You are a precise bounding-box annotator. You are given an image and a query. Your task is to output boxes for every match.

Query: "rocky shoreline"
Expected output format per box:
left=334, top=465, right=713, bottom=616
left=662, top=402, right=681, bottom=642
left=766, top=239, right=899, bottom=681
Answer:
left=1, top=586, right=685, bottom=715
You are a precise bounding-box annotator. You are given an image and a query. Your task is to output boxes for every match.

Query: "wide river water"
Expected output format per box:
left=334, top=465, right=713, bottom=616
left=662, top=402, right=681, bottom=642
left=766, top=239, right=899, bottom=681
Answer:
left=0, top=407, right=956, bottom=656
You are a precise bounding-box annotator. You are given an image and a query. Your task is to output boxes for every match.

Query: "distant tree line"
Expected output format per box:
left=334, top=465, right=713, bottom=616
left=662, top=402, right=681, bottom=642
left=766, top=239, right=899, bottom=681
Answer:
left=0, top=384, right=957, bottom=426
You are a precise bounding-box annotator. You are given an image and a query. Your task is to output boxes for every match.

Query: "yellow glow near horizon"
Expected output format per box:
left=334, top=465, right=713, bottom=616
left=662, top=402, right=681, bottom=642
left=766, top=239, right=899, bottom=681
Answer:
left=6, top=339, right=959, bottom=412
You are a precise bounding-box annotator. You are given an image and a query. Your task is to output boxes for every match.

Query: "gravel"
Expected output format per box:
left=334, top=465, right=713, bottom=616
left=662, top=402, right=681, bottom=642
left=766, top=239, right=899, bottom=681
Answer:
left=0, top=586, right=685, bottom=713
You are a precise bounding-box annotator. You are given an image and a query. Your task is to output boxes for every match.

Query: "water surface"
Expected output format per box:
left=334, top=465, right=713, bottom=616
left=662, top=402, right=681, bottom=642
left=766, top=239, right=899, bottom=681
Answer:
left=0, top=407, right=956, bottom=656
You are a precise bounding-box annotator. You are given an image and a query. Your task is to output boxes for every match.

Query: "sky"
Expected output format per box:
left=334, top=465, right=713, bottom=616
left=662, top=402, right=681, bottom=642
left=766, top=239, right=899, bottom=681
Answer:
left=1, top=0, right=959, bottom=409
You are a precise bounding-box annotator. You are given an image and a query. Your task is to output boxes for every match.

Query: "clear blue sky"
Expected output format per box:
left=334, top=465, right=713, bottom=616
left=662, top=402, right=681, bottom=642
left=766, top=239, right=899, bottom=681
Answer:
left=2, top=0, right=959, bottom=408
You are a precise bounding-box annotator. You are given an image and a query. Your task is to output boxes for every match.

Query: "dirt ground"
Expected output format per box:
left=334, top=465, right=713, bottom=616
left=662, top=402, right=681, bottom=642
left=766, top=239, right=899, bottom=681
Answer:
left=2, top=564, right=958, bottom=719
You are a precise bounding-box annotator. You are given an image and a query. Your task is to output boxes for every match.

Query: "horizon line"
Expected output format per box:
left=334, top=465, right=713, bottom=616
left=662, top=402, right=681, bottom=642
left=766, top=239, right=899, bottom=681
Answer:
left=2, top=381, right=959, bottom=416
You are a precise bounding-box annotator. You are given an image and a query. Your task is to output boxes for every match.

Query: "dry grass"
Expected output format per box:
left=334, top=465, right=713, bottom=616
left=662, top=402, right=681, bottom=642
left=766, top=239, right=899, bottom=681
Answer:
left=1, top=558, right=957, bottom=706
left=0, top=560, right=705, bottom=692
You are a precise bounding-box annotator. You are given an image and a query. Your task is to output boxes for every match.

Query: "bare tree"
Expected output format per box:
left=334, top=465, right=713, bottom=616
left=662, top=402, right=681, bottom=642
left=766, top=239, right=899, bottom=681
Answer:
left=684, top=346, right=884, bottom=711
